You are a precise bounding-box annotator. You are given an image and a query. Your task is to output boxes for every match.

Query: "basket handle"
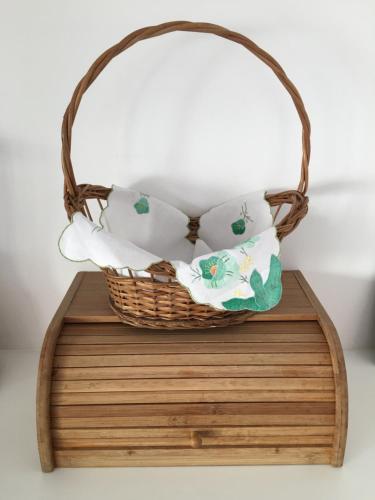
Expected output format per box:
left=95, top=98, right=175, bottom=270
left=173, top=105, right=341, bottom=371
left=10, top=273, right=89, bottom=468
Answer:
left=61, top=21, right=310, bottom=205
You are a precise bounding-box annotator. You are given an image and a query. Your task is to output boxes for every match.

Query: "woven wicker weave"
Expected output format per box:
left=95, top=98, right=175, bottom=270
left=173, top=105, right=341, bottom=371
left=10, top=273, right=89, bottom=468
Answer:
left=61, top=21, right=310, bottom=329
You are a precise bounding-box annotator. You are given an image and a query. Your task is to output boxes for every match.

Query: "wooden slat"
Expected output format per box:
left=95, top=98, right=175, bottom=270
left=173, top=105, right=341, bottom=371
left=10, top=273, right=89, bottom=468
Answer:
left=52, top=364, right=333, bottom=380
left=54, top=447, right=332, bottom=466
left=54, top=434, right=333, bottom=449
left=53, top=352, right=332, bottom=368
left=52, top=414, right=336, bottom=428
left=52, top=426, right=336, bottom=439
left=57, top=333, right=325, bottom=344
left=51, top=389, right=336, bottom=405
left=55, top=342, right=329, bottom=356
left=61, top=320, right=322, bottom=336
left=51, top=401, right=335, bottom=418
left=52, top=377, right=335, bottom=393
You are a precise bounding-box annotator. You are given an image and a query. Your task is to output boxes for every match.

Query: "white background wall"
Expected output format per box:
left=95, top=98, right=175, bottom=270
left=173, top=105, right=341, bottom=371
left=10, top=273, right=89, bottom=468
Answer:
left=1, top=0, right=374, bottom=349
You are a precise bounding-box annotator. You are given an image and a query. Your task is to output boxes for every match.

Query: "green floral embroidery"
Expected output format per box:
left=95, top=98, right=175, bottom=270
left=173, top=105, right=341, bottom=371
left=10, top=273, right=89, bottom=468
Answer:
left=222, top=254, right=282, bottom=311
left=231, top=202, right=253, bottom=235
left=134, top=195, right=149, bottom=214
left=191, top=251, right=239, bottom=289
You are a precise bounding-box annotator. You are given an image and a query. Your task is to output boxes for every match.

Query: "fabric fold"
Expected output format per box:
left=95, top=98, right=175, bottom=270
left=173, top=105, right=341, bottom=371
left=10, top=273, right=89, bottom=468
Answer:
left=58, top=186, right=282, bottom=312
left=172, top=227, right=281, bottom=311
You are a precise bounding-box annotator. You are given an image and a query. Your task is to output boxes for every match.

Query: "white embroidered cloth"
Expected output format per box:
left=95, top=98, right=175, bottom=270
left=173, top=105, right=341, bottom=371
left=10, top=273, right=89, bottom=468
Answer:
left=59, top=186, right=282, bottom=312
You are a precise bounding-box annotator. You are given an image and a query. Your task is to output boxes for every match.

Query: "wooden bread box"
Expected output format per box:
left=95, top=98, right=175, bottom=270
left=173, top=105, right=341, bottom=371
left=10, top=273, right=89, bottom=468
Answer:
left=37, top=271, right=348, bottom=470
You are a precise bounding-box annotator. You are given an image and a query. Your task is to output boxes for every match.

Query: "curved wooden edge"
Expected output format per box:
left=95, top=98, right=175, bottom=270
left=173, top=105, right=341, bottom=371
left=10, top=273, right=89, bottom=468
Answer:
left=36, top=272, right=85, bottom=472
left=294, top=272, right=348, bottom=467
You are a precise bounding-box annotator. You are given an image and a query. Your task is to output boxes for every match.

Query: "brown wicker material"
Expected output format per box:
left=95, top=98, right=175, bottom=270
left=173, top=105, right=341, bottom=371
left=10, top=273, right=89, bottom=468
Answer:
left=104, top=268, right=254, bottom=329
left=60, top=21, right=311, bottom=329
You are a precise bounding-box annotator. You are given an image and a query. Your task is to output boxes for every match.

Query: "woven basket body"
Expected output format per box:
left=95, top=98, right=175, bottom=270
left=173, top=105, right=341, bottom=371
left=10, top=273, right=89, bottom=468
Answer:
left=61, top=21, right=310, bottom=329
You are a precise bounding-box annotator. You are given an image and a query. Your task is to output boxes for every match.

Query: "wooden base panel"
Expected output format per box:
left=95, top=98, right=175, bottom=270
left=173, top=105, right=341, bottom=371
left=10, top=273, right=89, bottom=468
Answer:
left=54, top=447, right=332, bottom=467
left=37, top=271, right=348, bottom=471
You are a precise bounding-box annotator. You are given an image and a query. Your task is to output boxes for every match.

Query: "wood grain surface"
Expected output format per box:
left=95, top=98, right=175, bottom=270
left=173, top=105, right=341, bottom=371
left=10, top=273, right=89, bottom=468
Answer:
left=36, top=271, right=348, bottom=470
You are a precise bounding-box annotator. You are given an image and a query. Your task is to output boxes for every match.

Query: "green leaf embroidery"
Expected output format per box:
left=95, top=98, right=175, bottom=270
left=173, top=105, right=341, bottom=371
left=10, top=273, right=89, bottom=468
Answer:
left=134, top=196, right=149, bottom=214
left=231, top=202, right=253, bottom=236
left=231, top=219, right=246, bottom=235
left=222, top=254, right=282, bottom=311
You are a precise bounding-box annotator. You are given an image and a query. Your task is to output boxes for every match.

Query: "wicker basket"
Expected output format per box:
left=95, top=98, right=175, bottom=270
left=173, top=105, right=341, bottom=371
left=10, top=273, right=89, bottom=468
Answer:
left=61, top=21, right=310, bottom=329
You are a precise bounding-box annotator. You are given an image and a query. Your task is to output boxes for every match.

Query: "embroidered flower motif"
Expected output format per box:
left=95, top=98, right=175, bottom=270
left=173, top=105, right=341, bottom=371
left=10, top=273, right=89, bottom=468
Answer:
left=222, top=254, right=282, bottom=311
left=134, top=194, right=150, bottom=214
left=231, top=202, right=253, bottom=235
left=191, top=251, right=239, bottom=289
